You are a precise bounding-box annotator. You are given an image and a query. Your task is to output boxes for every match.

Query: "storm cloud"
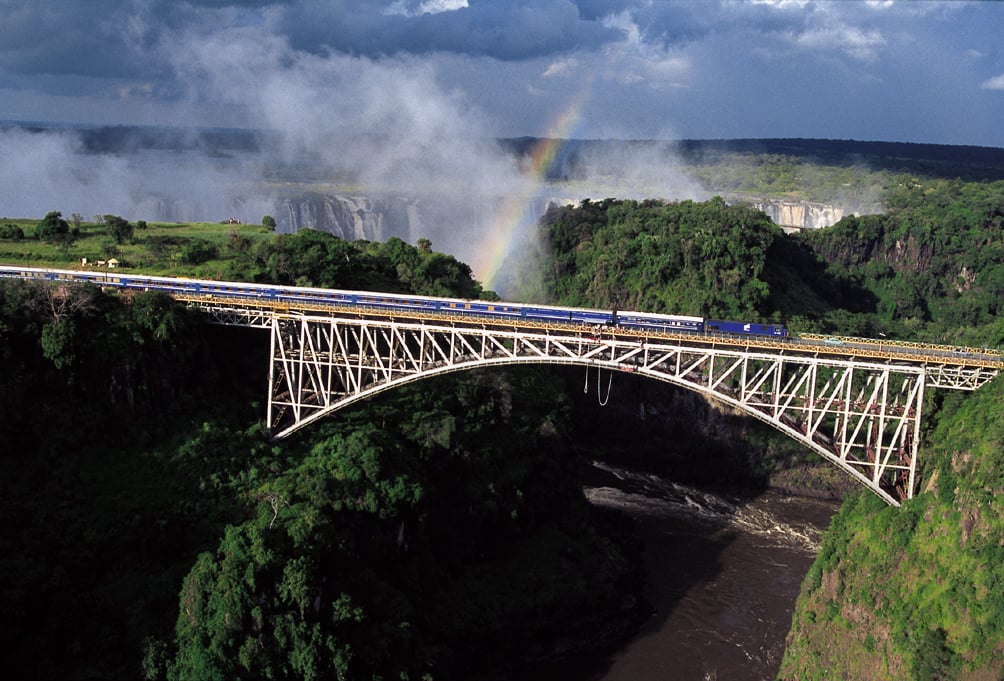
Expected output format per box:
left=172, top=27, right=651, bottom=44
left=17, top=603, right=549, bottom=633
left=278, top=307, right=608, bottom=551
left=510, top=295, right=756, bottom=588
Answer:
left=0, top=1, right=1001, bottom=146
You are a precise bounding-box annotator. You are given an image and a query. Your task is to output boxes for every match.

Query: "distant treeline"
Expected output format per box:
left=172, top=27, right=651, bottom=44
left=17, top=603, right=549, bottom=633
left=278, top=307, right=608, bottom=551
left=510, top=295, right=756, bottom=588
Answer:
left=5, top=120, right=1003, bottom=182
left=500, top=137, right=1004, bottom=183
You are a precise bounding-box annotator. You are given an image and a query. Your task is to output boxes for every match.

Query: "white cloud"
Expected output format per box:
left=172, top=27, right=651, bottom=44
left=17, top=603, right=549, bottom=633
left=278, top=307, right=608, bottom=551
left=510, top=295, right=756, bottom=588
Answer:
left=750, top=0, right=809, bottom=7
left=384, top=0, right=468, bottom=18
left=542, top=57, right=579, bottom=78
left=795, top=23, right=885, bottom=61
left=980, top=74, right=1004, bottom=90
left=596, top=11, right=691, bottom=89
left=417, top=0, right=468, bottom=14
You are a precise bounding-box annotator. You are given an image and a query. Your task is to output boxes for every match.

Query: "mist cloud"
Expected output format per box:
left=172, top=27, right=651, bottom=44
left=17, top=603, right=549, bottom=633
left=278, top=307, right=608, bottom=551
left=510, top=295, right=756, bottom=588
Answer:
left=1, top=0, right=1000, bottom=290
left=0, top=15, right=707, bottom=291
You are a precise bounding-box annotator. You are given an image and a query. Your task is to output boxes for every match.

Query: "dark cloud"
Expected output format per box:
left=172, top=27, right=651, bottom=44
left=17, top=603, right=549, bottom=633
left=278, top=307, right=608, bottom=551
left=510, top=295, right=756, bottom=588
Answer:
left=0, top=0, right=827, bottom=82
left=0, top=1, right=633, bottom=80
left=279, top=0, right=623, bottom=60
left=0, top=0, right=173, bottom=80
left=0, top=0, right=1002, bottom=147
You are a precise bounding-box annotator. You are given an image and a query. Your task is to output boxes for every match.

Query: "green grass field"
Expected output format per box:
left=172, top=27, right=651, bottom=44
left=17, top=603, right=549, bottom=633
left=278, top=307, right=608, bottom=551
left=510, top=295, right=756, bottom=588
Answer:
left=0, top=215, right=275, bottom=277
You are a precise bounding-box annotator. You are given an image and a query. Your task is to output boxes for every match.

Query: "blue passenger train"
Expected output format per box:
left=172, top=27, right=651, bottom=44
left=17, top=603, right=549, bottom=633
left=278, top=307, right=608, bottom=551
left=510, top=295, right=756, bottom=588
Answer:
left=0, top=265, right=788, bottom=340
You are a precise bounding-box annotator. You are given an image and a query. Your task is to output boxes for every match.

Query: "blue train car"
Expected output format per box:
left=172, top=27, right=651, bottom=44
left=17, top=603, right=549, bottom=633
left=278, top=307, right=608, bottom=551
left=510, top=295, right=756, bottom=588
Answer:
left=0, top=266, right=791, bottom=341
left=518, top=304, right=610, bottom=326
left=706, top=319, right=788, bottom=338
left=617, top=312, right=704, bottom=334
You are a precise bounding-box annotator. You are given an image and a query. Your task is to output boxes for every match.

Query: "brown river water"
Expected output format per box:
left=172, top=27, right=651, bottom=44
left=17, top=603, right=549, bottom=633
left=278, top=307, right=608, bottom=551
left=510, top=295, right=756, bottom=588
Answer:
left=567, top=462, right=839, bottom=681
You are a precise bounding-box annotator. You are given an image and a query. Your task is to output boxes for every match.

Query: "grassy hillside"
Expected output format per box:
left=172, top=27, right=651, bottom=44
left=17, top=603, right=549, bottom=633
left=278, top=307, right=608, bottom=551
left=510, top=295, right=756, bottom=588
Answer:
left=780, top=376, right=1004, bottom=680
left=0, top=213, right=273, bottom=276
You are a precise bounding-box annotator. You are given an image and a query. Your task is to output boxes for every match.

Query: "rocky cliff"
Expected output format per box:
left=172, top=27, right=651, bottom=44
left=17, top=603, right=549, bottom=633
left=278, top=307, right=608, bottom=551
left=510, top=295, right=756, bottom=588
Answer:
left=752, top=200, right=846, bottom=230
left=279, top=192, right=397, bottom=242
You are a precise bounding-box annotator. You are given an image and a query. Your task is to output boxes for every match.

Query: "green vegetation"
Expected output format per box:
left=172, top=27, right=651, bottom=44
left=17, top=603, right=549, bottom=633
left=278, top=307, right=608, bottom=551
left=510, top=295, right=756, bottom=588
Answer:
left=0, top=213, right=493, bottom=300
left=223, top=229, right=489, bottom=299
left=34, top=210, right=73, bottom=243
left=502, top=181, right=1004, bottom=677
left=504, top=177, right=1004, bottom=350
left=800, top=178, right=1004, bottom=346
left=508, top=196, right=866, bottom=335
left=535, top=196, right=779, bottom=319
left=0, top=229, right=637, bottom=680
left=3, top=142, right=1004, bottom=679
left=0, top=213, right=274, bottom=275
left=780, top=375, right=1004, bottom=679
left=164, top=371, right=638, bottom=681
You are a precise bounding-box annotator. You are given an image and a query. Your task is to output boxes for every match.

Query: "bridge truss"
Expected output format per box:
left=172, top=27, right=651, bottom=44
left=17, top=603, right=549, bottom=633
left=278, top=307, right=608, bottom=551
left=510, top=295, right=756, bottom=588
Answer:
left=184, top=298, right=1000, bottom=506
left=262, top=313, right=939, bottom=505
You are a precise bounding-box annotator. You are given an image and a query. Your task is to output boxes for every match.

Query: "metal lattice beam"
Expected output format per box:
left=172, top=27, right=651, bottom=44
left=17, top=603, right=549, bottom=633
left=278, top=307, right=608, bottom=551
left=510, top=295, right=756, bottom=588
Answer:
left=262, top=314, right=944, bottom=505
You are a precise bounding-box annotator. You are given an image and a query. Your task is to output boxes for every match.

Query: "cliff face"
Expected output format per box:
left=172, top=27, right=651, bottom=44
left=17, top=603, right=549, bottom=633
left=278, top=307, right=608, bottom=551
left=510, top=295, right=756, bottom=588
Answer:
left=279, top=193, right=395, bottom=242
left=277, top=191, right=565, bottom=243
left=780, top=376, right=1004, bottom=680
left=277, top=191, right=487, bottom=269
left=276, top=191, right=567, bottom=293
left=752, top=200, right=846, bottom=230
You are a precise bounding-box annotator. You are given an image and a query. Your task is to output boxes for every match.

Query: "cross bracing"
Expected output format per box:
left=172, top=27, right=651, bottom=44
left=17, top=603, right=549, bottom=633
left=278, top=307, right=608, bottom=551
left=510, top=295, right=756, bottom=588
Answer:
left=171, top=296, right=1002, bottom=507
left=254, top=312, right=943, bottom=505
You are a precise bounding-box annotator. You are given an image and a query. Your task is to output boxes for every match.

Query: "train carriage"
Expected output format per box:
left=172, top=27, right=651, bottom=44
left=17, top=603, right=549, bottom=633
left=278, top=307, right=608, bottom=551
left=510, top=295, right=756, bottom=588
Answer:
left=0, top=265, right=792, bottom=341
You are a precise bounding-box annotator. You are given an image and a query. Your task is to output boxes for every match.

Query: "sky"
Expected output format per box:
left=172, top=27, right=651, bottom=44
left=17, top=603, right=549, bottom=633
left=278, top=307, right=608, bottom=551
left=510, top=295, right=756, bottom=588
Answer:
left=1, top=0, right=1003, bottom=289
left=1, top=0, right=1002, bottom=147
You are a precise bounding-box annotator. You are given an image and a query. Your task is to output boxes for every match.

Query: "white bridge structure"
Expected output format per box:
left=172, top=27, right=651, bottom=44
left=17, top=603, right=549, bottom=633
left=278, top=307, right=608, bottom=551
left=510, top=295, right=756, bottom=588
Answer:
left=182, top=294, right=1003, bottom=507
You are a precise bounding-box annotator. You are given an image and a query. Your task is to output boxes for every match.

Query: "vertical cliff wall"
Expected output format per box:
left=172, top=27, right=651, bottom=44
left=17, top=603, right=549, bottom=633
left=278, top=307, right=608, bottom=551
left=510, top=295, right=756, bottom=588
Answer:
left=752, top=201, right=846, bottom=230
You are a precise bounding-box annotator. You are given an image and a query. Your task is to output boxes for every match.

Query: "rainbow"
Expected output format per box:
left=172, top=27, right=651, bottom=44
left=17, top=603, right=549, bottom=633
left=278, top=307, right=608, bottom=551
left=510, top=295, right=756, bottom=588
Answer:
left=474, top=85, right=591, bottom=291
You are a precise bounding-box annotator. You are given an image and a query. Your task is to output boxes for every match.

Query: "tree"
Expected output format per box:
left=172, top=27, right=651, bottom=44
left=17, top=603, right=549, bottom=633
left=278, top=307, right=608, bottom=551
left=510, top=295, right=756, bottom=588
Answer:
left=262, top=215, right=276, bottom=231
left=40, top=318, right=78, bottom=369
left=35, top=211, right=70, bottom=242
left=104, top=215, right=134, bottom=244
left=179, top=239, right=219, bottom=265
left=0, top=223, right=24, bottom=240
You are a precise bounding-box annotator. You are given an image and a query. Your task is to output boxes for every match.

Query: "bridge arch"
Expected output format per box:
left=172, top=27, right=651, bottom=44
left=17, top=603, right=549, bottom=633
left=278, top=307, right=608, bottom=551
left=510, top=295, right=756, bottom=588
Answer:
left=264, top=314, right=927, bottom=506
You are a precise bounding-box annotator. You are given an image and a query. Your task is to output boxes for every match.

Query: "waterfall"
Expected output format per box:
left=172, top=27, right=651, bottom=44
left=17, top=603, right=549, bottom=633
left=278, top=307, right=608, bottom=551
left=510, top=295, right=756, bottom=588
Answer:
left=751, top=200, right=846, bottom=230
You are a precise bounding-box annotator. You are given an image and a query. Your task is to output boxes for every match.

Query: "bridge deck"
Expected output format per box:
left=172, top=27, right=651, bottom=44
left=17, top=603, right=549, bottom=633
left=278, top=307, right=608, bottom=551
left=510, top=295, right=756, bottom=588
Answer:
left=177, top=293, right=1004, bottom=372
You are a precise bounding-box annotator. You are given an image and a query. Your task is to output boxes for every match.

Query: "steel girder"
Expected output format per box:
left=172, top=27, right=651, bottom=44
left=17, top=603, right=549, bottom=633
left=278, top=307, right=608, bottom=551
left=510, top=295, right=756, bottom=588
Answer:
left=266, top=314, right=935, bottom=505
left=924, top=362, right=1002, bottom=390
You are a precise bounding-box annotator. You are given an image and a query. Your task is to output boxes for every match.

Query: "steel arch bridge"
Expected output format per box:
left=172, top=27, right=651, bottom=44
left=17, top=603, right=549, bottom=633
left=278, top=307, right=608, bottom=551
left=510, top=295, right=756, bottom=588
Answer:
left=184, top=296, right=1002, bottom=507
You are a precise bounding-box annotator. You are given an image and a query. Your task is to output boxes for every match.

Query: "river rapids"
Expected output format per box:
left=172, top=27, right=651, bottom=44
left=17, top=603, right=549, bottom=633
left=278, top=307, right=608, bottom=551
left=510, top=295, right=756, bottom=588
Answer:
left=568, top=461, right=838, bottom=681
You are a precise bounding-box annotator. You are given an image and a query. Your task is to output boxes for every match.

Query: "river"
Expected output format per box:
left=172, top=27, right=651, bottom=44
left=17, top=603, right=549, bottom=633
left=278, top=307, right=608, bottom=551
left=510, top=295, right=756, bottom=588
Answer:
left=570, top=462, right=839, bottom=681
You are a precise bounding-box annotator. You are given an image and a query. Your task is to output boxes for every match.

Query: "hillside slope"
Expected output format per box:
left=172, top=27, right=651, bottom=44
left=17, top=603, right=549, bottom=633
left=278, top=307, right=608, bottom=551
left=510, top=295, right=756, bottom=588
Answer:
left=781, top=377, right=1004, bottom=680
